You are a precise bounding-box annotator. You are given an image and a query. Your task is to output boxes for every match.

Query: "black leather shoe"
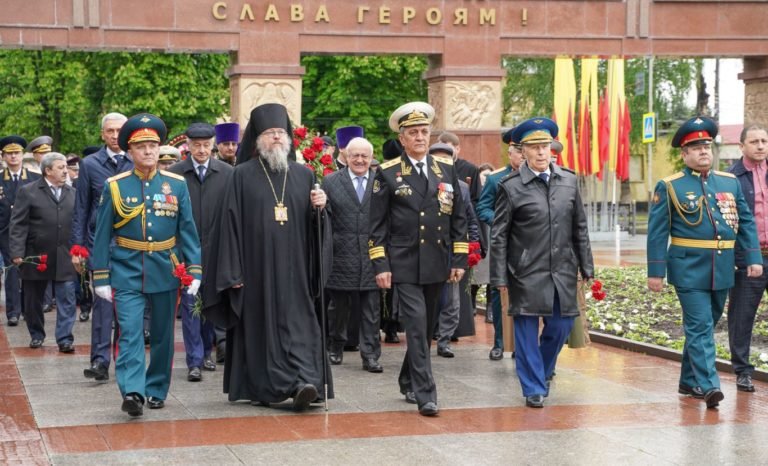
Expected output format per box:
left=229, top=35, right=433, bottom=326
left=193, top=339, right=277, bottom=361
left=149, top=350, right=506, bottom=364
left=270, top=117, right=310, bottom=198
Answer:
left=203, top=356, right=216, bottom=371
left=704, top=388, right=724, bottom=409
left=489, top=347, right=503, bottom=360
left=121, top=394, right=144, bottom=417
left=29, top=339, right=44, bottom=348
left=79, top=310, right=90, bottom=322
left=329, top=351, right=343, bottom=365
left=545, top=380, right=551, bottom=398
left=678, top=383, right=705, bottom=399
left=84, top=362, right=109, bottom=381
left=42, top=304, right=52, bottom=314
left=437, top=346, right=455, bottom=358
left=187, top=367, right=202, bottom=382
left=293, top=384, right=318, bottom=412
left=216, top=341, right=226, bottom=364
left=58, top=342, right=75, bottom=353
left=404, top=391, right=417, bottom=404
left=384, top=331, right=400, bottom=343
left=147, top=397, right=165, bottom=409
left=8, top=316, right=19, bottom=326
left=362, top=358, right=383, bottom=373
left=419, top=402, right=439, bottom=416
left=736, top=373, right=755, bottom=393
left=526, top=394, right=545, bottom=408
left=144, top=330, right=150, bottom=346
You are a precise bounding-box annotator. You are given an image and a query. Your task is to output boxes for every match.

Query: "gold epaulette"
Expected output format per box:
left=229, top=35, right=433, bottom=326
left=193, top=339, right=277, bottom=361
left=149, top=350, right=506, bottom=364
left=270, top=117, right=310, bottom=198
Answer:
left=380, top=157, right=401, bottom=170
left=432, top=155, right=453, bottom=166
left=160, top=169, right=185, bottom=181
left=662, top=172, right=684, bottom=183
left=714, top=170, right=736, bottom=179
left=489, top=166, right=507, bottom=175
left=106, top=171, right=132, bottom=184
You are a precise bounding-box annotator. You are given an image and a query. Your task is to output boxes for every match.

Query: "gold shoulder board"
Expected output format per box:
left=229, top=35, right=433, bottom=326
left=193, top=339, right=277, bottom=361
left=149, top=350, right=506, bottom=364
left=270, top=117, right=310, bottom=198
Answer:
left=662, top=172, right=684, bottom=183
left=380, top=157, right=401, bottom=170
left=160, top=170, right=185, bottom=181
left=713, top=170, right=736, bottom=179
left=432, top=155, right=454, bottom=166
left=489, top=167, right=507, bottom=175
left=106, top=171, right=132, bottom=184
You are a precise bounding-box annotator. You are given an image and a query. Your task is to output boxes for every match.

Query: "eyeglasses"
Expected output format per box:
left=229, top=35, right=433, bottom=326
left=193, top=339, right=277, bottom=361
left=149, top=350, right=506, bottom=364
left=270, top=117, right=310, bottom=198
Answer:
left=261, top=129, right=288, bottom=138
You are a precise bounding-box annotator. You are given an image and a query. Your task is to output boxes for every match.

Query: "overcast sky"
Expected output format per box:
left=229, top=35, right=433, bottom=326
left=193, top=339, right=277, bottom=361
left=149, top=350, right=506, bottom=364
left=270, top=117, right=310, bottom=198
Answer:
left=698, top=58, right=744, bottom=125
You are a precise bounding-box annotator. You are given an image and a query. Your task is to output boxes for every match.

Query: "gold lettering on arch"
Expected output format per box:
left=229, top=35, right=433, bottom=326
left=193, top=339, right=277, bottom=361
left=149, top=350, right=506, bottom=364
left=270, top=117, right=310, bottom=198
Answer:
left=291, top=4, right=304, bottom=22
left=240, top=4, right=254, bottom=21
left=265, top=4, right=279, bottom=22
left=480, top=8, right=496, bottom=25
left=315, top=5, right=330, bottom=22
left=426, top=8, right=442, bottom=25
left=212, top=1, right=226, bottom=20
left=402, top=7, right=416, bottom=24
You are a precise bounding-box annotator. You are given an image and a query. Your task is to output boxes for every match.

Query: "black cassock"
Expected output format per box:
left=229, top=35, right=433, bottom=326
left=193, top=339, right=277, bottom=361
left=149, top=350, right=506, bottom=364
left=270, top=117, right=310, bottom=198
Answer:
left=202, top=159, right=333, bottom=403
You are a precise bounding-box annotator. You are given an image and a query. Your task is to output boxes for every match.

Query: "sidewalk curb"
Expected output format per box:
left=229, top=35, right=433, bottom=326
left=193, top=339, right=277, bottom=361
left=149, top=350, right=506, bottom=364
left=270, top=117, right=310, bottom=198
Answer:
left=589, top=331, right=768, bottom=383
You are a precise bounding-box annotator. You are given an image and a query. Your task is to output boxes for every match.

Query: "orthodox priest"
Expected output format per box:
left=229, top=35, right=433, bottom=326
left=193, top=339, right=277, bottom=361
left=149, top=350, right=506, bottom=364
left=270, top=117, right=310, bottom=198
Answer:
left=202, top=103, right=333, bottom=411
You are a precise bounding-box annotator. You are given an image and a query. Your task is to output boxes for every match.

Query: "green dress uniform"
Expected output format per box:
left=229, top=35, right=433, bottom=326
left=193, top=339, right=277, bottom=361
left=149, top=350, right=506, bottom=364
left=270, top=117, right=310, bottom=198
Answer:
left=92, top=166, right=201, bottom=403
left=647, top=166, right=760, bottom=393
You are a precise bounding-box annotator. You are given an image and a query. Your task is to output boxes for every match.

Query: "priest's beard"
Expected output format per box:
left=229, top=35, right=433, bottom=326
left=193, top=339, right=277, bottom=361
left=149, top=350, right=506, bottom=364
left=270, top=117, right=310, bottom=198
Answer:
left=257, top=136, right=290, bottom=172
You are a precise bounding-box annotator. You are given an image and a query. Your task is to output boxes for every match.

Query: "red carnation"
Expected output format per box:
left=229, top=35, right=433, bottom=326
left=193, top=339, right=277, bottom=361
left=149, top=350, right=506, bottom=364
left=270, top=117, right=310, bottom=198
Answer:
left=311, top=137, right=325, bottom=152
left=323, top=167, right=334, bottom=176
left=592, top=290, right=606, bottom=301
left=39, top=254, right=48, bottom=264
left=591, top=280, right=603, bottom=292
left=302, top=147, right=317, bottom=162
left=36, top=263, right=47, bottom=272
left=181, top=274, right=194, bottom=287
left=293, top=127, right=308, bottom=139
left=320, top=154, right=333, bottom=167
left=173, top=263, right=188, bottom=279
left=293, top=138, right=300, bottom=149
left=468, top=241, right=481, bottom=254
left=468, top=253, right=481, bottom=268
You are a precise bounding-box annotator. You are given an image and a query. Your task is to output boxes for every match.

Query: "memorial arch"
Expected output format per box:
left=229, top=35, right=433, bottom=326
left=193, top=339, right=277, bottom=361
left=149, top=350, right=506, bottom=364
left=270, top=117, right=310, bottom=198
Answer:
left=3, top=0, right=767, bottom=164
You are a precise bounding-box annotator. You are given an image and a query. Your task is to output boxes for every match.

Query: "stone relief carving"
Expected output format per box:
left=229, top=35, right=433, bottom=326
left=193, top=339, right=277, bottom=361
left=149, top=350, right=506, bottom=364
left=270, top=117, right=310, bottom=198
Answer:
left=239, top=79, right=301, bottom=124
left=444, top=81, right=497, bottom=130
left=745, top=82, right=768, bottom=126
left=428, top=83, right=443, bottom=130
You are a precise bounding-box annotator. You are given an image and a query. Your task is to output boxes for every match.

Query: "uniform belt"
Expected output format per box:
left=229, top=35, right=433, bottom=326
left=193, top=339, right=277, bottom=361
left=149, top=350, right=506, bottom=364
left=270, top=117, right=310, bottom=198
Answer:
left=116, top=236, right=176, bottom=252
left=670, top=237, right=735, bottom=250
left=761, top=247, right=768, bottom=257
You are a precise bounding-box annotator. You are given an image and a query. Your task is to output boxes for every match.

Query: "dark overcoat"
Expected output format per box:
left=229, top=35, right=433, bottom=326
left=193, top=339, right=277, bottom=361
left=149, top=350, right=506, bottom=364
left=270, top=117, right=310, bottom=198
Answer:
left=321, top=168, right=377, bottom=291
left=167, top=156, right=233, bottom=254
left=489, top=163, right=593, bottom=317
left=0, top=168, right=40, bottom=251
left=9, top=178, right=77, bottom=282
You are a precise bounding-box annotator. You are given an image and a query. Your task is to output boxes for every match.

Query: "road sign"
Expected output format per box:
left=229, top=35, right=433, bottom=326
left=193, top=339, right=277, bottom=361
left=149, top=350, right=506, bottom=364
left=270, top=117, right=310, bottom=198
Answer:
left=642, top=112, right=656, bottom=143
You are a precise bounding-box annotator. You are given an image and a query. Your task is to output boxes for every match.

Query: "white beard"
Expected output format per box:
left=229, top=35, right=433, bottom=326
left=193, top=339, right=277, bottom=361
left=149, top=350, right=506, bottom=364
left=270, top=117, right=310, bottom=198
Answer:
left=257, top=137, right=290, bottom=172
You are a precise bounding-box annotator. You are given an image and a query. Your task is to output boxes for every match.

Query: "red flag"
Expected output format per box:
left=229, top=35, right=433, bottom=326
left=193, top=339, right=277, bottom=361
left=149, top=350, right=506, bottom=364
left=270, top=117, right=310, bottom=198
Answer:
left=617, top=103, right=632, bottom=181
left=597, top=91, right=610, bottom=180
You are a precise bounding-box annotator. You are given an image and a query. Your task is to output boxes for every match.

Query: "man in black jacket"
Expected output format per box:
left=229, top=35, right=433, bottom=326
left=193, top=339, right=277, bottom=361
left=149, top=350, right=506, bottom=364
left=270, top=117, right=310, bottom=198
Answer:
left=322, top=136, right=382, bottom=372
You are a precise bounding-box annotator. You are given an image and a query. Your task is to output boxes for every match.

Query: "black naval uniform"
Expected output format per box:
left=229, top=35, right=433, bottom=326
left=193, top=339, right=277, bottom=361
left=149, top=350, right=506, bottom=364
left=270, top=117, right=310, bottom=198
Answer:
left=369, top=154, right=468, bottom=408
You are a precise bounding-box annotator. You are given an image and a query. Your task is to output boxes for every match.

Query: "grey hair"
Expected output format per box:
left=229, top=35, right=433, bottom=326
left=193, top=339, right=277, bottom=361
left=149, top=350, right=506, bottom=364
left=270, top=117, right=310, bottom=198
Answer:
left=346, top=137, right=374, bottom=155
left=101, top=112, right=127, bottom=129
left=40, top=152, right=67, bottom=174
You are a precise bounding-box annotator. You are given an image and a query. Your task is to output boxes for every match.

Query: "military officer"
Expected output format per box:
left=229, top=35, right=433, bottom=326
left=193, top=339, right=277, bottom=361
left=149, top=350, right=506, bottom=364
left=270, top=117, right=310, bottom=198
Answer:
left=475, top=129, right=522, bottom=360
left=369, top=102, right=468, bottom=417
left=157, top=146, right=180, bottom=170
left=91, top=113, right=202, bottom=417
left=647, top=116, right=762, bottom=409
left=1, top=135, right=41, bottom=327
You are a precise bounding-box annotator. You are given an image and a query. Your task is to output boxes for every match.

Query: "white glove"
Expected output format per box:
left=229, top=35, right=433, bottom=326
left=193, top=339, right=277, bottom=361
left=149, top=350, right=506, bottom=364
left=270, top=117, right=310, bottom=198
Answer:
left=95, top=285, right=113, bottom=302
left=186, top=279, right=201, bottom=296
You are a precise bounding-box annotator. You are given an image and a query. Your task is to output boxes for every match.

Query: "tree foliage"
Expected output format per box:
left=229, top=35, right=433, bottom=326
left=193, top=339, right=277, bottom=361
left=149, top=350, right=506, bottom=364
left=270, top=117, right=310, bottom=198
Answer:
left=301, top=55, right=427, bottom=157
left=0, top=50, right=229, bottom=155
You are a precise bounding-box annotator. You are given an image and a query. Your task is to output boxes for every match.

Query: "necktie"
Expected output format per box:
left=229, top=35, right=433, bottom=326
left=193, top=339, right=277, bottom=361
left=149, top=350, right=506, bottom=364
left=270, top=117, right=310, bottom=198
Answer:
left=416, top=162, right=427, bottom=180
left=11, top=174, right=19, bottom=193
left=197, top=165, right=206, bottom=182
left=52, top=186, right=60, bottom=201
left=355, top=176, right=365, bottom=202
left=538, top=172, right=549, bottom=184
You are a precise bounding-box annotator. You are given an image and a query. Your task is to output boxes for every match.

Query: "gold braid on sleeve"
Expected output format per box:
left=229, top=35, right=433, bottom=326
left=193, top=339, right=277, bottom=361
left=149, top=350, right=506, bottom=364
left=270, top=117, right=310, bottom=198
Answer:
left=110, top=181, right=146, bottom=229
left=665, top=181, right=704, bottom=227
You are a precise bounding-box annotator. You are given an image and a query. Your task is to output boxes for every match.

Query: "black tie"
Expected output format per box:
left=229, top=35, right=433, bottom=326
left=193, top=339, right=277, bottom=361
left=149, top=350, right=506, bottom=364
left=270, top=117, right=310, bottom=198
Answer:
left=197, top=165, right=206, bottom=182
left=416, top=162, right=427, bottom=180
left=538, top=172, right=549, bottom=184
left=11, top=174, right=19, bottom=193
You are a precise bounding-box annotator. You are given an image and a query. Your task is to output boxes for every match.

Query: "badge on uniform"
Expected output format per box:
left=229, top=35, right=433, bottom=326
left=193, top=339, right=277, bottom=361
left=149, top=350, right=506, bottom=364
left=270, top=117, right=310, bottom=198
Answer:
left=395, top=183, right=413, bottom=197
left=685, top=192, right=698, bottom=209
left=716, top=192, right=739, bottom=232
left=0, top=186, right=4, bottom=200
left=372, top=179, right=380, bottom=193
left=437, top=182, right=454, bottom=214
left=652, top=190, right=660, bottom=204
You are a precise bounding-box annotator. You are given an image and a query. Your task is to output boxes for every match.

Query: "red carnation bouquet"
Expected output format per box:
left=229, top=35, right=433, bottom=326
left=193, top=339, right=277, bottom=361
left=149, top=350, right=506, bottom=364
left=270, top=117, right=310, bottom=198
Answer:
left=466, top=241, right=482, bottom=292
left=293, top=125, right=335, bottom=182
left=69, top=245, right=90, bottom=286
left=3, top=254, right=48, bottom=273
left=591, top=279, right=606, bottom=301
left=173, top=262, right=202, bottom=317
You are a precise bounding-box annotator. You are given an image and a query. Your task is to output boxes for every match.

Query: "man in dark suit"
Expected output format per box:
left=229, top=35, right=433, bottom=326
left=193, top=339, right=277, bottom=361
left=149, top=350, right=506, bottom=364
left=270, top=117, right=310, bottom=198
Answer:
left=10, top=153, right=78, bottom=351
left=1, top=135, right=40, bottom=327
left=437, top=131, right=481, bottom=204
left=168, top=122, right=233, bottom=381
left=70, top=112, right=131, bottom=381
left=369, top=102, right=468, bottom=416
left=322, top=136, right=382, bottom=372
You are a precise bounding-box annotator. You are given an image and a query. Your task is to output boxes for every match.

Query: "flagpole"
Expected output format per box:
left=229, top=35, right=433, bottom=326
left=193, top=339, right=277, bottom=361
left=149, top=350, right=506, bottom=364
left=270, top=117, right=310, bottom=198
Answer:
left=647, top=56, right=655, bottom=203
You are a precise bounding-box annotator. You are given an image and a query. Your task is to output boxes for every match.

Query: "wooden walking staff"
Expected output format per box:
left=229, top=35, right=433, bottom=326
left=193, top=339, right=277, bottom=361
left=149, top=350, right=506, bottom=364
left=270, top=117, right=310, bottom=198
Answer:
left=500, top=288, right=515, bottom=353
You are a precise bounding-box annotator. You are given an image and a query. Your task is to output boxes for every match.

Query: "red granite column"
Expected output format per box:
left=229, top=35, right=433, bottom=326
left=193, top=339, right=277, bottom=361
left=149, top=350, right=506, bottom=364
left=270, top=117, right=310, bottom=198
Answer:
left=741, top=57, right=768, bottom=126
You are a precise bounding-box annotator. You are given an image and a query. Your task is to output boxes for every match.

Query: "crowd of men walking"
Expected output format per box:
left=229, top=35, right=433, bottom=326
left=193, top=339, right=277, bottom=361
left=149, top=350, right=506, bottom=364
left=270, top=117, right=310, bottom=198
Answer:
left=1, top=101, right=764, bottom=418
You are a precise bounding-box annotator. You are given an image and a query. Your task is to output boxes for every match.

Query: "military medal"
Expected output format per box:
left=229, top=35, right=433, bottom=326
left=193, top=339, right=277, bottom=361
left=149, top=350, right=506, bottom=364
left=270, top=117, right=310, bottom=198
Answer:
left=396, top=172, right=402, bottom=183
left=437, top=182, right=454, bottom=214
left=260, top=157, right=289, bottom=225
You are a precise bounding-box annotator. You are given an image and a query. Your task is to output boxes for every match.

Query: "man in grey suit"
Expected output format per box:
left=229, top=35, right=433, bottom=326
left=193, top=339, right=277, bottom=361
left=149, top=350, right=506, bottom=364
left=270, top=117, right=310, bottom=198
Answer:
left=10, top=152, right=78, bottom=351
left=321, top=136, right=382, bottom=372
left=168, top=122, right=234, bottom=381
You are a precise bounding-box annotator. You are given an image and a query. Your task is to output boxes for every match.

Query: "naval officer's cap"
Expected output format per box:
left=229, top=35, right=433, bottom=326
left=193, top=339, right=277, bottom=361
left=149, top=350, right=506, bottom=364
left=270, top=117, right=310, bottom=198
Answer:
left=0, top=135, right=28, bottom=154
left=388, top=102, right=435, bottom=133
left=671, top=116, right=718, bottom=148
left=510, top=117, right=559, bottom=145
left=118, top=113, right=167, bottom=151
